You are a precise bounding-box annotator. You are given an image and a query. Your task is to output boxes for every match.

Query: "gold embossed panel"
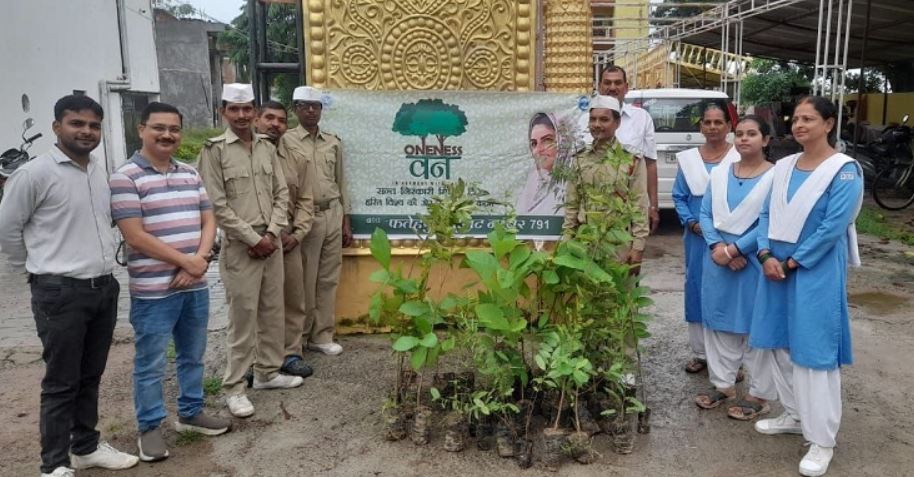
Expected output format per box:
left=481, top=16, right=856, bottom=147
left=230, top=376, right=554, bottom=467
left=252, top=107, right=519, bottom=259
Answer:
left=542, top=0, right=592, bottom=93
left=303, top=0, right=534, bottom=91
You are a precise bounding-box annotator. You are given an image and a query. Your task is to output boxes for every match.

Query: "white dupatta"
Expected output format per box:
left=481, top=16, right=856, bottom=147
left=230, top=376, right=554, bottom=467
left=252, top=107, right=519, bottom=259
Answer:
left=676, top=146, right=739, bottom=196
left=711, top=164, right=774, bottom=236
left=769, top=153, right=863, bottom=266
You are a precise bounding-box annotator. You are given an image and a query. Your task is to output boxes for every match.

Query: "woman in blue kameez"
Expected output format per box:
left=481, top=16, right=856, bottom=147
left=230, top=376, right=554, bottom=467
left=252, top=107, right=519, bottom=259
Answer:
left=693, top=116, right=776, bottom=420
left=750, top=97, right=863, bottom=477
left=672, top=102, right=740, bottom=373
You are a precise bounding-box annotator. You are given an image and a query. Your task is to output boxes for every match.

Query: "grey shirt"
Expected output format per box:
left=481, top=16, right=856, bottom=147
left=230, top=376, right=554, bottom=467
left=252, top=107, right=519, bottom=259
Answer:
left=0, top=145, right=116, bottom=278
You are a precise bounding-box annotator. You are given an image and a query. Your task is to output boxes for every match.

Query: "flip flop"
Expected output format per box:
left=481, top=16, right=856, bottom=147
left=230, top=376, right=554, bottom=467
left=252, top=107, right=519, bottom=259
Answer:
left=727, top=399, right=771, bottom=421
left=695, top=389, right=735, bottom=409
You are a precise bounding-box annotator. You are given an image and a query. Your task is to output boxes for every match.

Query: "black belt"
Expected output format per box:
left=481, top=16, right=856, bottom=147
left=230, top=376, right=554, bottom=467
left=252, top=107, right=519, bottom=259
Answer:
left=315, top=199, right=338, bottom=212
left=29, top=273, right=115, bottom=289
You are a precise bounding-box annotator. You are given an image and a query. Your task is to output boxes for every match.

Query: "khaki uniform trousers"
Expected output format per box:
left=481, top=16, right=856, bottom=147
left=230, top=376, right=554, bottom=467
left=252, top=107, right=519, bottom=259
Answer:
left=220, top=237, right=285, bottom=395
left=282, top=242, right=307, bottom=358
left=301, top=202, right=342, bottom=345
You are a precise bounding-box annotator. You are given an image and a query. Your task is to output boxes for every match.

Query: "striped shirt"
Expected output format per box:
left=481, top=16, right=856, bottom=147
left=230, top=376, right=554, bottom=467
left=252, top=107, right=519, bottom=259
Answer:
left=110, top=153, right=212, bottom=299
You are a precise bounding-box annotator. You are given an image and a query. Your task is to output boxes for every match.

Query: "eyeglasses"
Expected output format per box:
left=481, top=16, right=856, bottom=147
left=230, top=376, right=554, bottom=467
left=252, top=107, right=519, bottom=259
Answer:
left=144, top=124, right=183, bottom=135
left=293, top=102, right=322, bottom=111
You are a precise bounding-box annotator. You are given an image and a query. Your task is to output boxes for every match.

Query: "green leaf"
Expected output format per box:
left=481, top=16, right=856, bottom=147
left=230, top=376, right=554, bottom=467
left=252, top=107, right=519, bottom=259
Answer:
left=419, top=332, right=438, bottom=348
left=430, top=387, right=441, bottom=401
left=534, top=354, right=547, bottom=370
left=465, top=250, right=499, bottom=280
left=368, top=268, right=390, bottom=283
left=542, top=269, right=559, bottom=285
left=370, top=228, right=391, bottom=269
left=392, top=336, right=420, bottom=352
left=439, top=296, right=458, bottom=311
left=475, top=303, right=510, bottom=331
left=410, top=346, right=428, bottom=370
left=368, top=294, right=382, bottom=323
left=392, top=278, right=419, bottom=294
left=399, top=301, right=430, bottom=317
left=441, top=336, right=456, bottom=352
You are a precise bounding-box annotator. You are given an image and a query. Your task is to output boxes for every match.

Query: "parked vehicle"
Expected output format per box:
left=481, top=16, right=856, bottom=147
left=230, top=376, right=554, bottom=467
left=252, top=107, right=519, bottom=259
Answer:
left=624, top=89, right=737, bottom=209
left=0, top=118, right=42, bottom=201
left=871, top=114, right=914, bottom=210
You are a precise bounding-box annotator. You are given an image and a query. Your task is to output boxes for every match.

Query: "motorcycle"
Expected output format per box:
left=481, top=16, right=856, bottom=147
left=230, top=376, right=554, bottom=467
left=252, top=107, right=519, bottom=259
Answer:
left=0, top=118, right=42, bottom=199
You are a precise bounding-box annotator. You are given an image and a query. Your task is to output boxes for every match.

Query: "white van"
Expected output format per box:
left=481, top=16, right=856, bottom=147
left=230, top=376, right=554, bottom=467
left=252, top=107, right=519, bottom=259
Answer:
left=624, top=89, right=736, bottom=209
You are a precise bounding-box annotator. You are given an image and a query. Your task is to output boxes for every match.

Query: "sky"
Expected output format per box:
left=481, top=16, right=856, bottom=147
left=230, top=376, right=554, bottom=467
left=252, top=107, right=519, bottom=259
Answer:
left=184, top=0, right=245, bottom=24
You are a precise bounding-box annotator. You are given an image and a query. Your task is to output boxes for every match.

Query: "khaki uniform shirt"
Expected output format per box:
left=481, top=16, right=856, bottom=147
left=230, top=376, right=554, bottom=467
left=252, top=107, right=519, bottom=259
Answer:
left=562, top=140, right=649, bottom=252
left=276, top=137, right=316, bottom=242
left=198, top=128, right=289, bottom=246
left=282, top=125, right=348, bottom=213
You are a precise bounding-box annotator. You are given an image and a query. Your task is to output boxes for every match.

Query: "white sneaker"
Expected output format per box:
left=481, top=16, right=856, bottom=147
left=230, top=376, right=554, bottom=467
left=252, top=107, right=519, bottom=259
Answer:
left=41, top=467, right=74, bottom=477
left=226, top=393, right=255, bottom=417
left=70, top=442, right=139, bottom=470
left=308, top=342, right=343, bottom=356
left=799, top=444, right=834, bottom=476
left=754, top=412, right=803, bottom=435
left=253, top=373, right=304, bottom=390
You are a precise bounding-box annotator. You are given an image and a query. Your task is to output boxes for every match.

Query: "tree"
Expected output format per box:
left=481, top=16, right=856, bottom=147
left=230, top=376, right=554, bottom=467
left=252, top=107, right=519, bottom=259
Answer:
left=218, top=2, right=299, bottom=101
left=392, top=99, right=469, bottom=149
left=740, top=59, right=811, bottom=106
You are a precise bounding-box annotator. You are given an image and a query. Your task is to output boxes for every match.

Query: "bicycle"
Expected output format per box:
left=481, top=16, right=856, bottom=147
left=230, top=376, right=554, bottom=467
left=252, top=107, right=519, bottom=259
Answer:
left=872, top=158, right=914, bottom=210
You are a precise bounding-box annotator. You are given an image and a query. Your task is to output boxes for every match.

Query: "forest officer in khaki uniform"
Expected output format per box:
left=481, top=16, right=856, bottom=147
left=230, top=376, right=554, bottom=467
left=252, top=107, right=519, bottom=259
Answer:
left=282, top=86, right=350, bottom=356
left=198, top=84, right=302, bottom=419
left=254, top=100, right=317, bottom=377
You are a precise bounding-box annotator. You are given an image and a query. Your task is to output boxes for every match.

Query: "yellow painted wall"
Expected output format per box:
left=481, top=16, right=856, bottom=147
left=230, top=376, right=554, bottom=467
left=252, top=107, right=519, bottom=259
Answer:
left=846, top=92, right=914, bottom=125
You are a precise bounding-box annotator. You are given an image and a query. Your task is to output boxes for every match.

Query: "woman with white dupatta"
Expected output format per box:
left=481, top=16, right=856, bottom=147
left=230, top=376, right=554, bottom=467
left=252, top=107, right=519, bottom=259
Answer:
left=672, top=102, right=740, bottom=375
left=750, top=96, right=863, bottom=477
left=693, top=116, right=776, bottom=420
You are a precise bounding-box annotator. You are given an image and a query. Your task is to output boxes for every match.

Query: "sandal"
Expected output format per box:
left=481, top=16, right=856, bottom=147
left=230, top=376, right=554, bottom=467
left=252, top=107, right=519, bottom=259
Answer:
left=695, top=389, right=735, bottom=410
left=727, top=399, right=771, bottom=421
left=684, top=358, right=707, bottom=374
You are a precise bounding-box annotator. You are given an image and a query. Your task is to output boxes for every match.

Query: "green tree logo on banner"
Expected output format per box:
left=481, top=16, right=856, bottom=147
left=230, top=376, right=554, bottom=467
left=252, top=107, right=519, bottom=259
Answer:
left=392, top=99, right=468, bottom=150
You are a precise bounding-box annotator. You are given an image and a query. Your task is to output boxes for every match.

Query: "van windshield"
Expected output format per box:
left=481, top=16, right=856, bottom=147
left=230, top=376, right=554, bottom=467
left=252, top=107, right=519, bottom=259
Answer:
left=633, top=98, right=707, bottom=133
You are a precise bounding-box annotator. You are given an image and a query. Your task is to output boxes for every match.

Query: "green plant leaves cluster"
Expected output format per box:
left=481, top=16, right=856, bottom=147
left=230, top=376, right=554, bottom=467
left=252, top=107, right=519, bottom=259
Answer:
left=368, top=168, right=652, bottom=430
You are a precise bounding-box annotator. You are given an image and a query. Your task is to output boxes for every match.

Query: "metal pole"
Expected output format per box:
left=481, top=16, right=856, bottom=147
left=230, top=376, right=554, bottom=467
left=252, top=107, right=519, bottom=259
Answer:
left=813, top=0, right=825, bottom=95
left=852, top=0, right=871, bottom=159
left=836, top=0, right=853, bottom=134
left=247, top=0, right=257, bottom=91
left=296, top=0, right=306, bottom=84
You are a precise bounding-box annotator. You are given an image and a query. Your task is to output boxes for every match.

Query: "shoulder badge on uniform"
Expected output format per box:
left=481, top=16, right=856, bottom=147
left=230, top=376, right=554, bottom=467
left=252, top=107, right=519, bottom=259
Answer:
left=204, top=135, right=226, bottom=147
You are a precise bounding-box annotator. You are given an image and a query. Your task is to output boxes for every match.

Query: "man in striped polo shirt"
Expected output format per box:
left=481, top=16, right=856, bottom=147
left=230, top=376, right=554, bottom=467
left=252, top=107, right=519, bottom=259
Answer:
left=110, top=102, right=231, bottom=463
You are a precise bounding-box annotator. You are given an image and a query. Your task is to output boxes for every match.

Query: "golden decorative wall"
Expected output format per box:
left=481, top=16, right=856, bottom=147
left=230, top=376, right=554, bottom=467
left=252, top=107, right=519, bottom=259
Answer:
left=303, top=0, right=535, bottom=91
left=542, top=0, right=592, bottom=92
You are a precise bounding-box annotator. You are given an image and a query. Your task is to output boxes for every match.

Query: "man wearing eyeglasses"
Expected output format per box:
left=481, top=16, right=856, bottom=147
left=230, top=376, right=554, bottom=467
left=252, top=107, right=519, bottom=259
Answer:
left=280, top=86, right=349, bottom=357
left=110, top=101, right=230, bottom=462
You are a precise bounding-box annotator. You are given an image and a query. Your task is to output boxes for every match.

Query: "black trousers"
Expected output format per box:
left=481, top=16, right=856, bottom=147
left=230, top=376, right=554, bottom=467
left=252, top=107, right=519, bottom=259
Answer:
left=30, top=275, right=119, bottom=473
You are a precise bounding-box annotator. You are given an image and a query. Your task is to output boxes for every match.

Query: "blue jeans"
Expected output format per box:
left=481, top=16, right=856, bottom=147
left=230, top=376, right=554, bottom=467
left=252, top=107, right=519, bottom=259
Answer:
left=130, top=289, right=209, bottom=433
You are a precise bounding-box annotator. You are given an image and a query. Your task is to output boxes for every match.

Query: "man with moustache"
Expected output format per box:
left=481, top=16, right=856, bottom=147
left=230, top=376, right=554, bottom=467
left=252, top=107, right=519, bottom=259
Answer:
left=254, top=101, right=316, bottom=377
left=198, top=84, right=300, bottom=419
left=0, top=95, right=139, bottom=476
left=582, top=66, right=660, bottom=233
left=110, top=102, right=231, bottom=462
left=281, top=86, right=349, bottom=356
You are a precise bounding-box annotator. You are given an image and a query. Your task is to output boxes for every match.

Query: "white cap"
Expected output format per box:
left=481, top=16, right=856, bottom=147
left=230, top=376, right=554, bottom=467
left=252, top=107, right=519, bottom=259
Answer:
left=293, top=86, right=322, bottom=102
left=221, top=83, right=254, bottom=104
left=589, top=95, right=620, bottom=113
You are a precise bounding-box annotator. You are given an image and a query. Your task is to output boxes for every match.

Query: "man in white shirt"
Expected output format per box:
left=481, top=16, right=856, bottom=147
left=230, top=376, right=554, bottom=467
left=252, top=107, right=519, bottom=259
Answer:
left=0, top=95, right=138, bottom=477
left=581, top=66, right=660, bottom=232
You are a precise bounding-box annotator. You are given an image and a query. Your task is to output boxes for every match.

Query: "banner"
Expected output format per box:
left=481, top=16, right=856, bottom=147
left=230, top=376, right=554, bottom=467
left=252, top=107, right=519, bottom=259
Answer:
left=322, top=90, right=589, bottom=240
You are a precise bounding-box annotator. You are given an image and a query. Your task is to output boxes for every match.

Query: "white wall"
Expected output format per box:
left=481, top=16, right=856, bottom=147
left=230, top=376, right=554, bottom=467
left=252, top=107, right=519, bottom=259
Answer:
left=0, top=0, right=159, bottom=170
